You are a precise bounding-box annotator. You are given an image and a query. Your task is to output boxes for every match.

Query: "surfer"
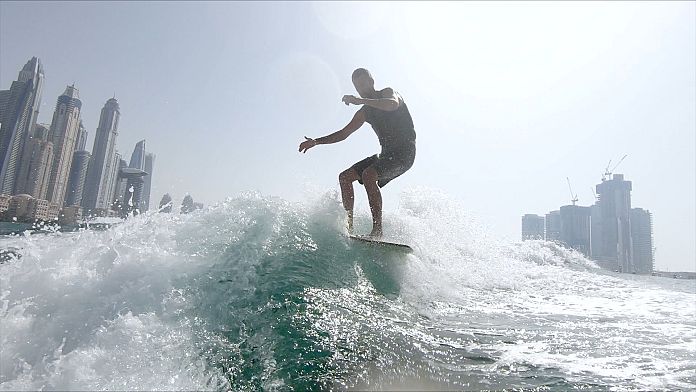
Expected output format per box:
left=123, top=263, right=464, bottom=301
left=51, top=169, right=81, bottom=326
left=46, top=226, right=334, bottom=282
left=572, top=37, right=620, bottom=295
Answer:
left=298, top=68, right=416, bottom=238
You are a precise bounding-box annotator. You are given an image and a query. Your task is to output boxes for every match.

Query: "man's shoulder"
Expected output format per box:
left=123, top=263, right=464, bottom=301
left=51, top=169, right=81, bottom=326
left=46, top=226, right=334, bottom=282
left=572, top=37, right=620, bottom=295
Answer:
left=379, top=87, right=396, bottom=96
left=379, top=87, right=403, bottom=102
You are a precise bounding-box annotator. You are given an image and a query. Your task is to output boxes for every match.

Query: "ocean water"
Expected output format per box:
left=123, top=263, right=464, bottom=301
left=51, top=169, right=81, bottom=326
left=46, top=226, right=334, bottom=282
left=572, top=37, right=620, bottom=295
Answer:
left=1, top=189, right=694, bottom=391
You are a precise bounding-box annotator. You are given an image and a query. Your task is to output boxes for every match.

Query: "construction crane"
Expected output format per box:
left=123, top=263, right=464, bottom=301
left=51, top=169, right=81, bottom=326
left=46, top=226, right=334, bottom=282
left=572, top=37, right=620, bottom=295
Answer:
left=566, top=177, right=578, bottom=206
left=602, top=154, right=628, bottom=181
left=591, top=187, right=599, bottom=203
left=601, top=159, right=612, bottom=181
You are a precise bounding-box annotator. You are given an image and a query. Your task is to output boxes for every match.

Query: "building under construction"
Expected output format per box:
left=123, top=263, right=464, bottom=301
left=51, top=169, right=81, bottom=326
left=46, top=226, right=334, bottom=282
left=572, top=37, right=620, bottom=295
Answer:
left=523, top=167, right=655, bottom=274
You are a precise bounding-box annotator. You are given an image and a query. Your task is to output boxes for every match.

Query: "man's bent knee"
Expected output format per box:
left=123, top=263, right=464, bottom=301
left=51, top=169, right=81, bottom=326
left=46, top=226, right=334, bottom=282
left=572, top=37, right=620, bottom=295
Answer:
left=361, top=167, right=379, bottom=186
left=339, top=168, right=359, bottom=184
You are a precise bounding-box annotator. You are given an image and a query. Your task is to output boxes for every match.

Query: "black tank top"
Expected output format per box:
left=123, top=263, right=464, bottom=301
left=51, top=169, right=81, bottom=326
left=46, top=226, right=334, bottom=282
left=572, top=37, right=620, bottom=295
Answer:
left=362, top=90, right=416, bottom=152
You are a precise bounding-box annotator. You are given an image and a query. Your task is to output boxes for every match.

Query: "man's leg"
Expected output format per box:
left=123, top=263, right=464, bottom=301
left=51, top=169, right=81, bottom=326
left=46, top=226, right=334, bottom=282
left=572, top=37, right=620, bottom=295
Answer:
left=339, top=168, right=360, bottom=233
left=360, top=166, right=383, bottom=238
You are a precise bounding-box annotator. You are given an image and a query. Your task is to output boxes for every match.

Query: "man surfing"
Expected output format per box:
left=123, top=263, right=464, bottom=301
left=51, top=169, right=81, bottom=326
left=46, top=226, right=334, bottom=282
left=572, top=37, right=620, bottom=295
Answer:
left=298, top=68, right=416, bottom=238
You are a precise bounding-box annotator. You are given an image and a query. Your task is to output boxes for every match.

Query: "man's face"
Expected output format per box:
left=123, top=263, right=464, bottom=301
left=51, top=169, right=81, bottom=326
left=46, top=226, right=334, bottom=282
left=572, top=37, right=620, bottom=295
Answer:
left=352, top=74, right=374, bottom=98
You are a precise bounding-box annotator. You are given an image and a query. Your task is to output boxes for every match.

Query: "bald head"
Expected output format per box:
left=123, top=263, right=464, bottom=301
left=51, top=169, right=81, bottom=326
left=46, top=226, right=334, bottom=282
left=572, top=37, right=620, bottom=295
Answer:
left=352, top=68, right=375, bottom=97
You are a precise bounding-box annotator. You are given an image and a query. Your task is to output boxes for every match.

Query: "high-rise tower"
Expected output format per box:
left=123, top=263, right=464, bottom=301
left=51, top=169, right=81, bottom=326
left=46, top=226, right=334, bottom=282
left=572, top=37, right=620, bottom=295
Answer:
left=631, top=208, right=654, bottom=274
left=129, top=139, right=145, bottom=170
left=64, top=150, right=91, bottom=207
left=595, top=174, right=633, bottom=272
left=127, top=139, right=154, bottom=212
left=15, top=124, right=53, bottom=199
left=82, top=98, right=120, bottom=212
left=142, top=152, right=155, bottom=212
left=46, top=85, right=82, bottom=206
left=0, top=57, right=45, bottom=194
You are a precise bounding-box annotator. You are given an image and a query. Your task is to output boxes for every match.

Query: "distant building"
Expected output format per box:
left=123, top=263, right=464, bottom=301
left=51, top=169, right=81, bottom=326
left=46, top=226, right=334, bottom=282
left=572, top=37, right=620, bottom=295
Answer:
left=47, top=202, right=60, bottom=221
left=595, top=174, right=633, bottom=272
left=112, top=158, right=129, bottom=209
left=545, top=210, right=561, bottom=242
left=58, top=205, right=82, bottom=225
left=4, top=194, right=58, bottom=222
left=88, top=207, right=114, bottom=218
left=105, top=151, right=122, bottom=213
left=76, top=120, right=88, bottom=151
left=0, top=194, right=10, bottom=215
left=0, top=57, right=44, bottom=195
left=631, top=208, right=654, bottom=274
left=82, top=98, right=120, bottom=213
left=521, top=214, right=544, bottom=240
left=181, top=195, right=195, bottom=214
left=158, top=193, right=172, bottom=212
left=15, top=124, right=53, bottom=199
left=559, top=205, right=592, bottom=257
left=64, top=150, right=91, bottom=207
left=6, top=194, right=33, bottom=221
left=117, top=167, right=147, bottom=216
left=590, top=204, right=603, bottom=259
left=525, top=173, right=654, bottom=274
left=142, top=153, right=154, bottom=212
left=129, top=139, right=145, bottom=170
left=127, top=140, right=153, bottom=212
left=46, top=85, right=82, bottom=206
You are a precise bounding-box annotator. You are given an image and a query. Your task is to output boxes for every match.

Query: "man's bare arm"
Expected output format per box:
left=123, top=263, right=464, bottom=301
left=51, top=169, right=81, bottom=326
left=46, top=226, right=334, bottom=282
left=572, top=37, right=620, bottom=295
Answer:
left=299, top=109, right=366, bottom=153
left=342, top=88, right=400, bottom=111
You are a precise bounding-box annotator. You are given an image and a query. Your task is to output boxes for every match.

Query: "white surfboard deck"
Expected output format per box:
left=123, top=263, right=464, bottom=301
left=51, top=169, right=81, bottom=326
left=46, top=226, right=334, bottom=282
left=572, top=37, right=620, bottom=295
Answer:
left=348, top=235, right=413, bottom=253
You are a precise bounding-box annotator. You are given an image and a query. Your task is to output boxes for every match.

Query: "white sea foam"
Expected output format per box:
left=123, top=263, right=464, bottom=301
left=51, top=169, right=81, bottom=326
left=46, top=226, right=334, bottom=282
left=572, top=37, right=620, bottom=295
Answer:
left=0, top=189, right=693, bottom=390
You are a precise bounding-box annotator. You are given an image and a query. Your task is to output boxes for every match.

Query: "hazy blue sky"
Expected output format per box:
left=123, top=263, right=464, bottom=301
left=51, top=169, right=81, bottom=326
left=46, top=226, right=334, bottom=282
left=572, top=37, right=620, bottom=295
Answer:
left=1, top=1, right=694, bottom=272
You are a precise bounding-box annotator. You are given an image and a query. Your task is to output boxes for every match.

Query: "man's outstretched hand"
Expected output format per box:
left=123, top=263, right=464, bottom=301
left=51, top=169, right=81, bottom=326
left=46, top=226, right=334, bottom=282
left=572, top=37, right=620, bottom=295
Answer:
left=342, top=95, right=363, bottom=106
left=299, top=136, right=317, bottom=153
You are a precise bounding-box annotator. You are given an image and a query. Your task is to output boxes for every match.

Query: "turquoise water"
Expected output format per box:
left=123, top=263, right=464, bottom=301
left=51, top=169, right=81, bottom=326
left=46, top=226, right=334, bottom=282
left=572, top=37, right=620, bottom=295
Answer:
left=1, top=189, right=694, bottom=390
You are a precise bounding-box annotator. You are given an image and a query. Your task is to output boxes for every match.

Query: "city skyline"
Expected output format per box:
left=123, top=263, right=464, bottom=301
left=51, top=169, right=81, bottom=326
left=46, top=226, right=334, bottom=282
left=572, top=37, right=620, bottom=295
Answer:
left=0, top=2, right=693, bottom=272
left=0, top=57, right=156, bottom=220
left=523, top=173, right=655, bottom=274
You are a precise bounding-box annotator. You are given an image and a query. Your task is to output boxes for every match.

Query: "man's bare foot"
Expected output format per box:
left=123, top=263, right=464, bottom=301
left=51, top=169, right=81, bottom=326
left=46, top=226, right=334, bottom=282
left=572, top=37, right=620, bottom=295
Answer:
left=368, top=227, right=383, bottom=239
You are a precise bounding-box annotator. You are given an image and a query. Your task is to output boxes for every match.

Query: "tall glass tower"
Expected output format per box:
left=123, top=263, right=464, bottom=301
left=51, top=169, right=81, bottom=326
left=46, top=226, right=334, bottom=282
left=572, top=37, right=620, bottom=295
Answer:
left=46, top=85, right=82, bottom=206
left=0, top=57, right=45, bottom=195
left=82, top=98, right=120, bottom=213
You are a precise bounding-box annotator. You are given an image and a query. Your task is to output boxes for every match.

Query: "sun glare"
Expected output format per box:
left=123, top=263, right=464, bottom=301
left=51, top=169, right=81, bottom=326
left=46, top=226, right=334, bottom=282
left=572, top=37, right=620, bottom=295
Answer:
left=397, top=2, right=638, bottom=99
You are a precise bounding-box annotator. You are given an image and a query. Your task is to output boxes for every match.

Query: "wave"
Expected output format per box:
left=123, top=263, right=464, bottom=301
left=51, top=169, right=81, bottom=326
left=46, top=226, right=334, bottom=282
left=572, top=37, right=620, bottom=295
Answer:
left=1, top=189, right=693, bottom=390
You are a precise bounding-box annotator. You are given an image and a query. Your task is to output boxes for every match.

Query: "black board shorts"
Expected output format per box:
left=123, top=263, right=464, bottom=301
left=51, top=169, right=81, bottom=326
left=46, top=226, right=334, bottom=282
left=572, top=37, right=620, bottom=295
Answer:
left=350, top=142, right=416, bottom=188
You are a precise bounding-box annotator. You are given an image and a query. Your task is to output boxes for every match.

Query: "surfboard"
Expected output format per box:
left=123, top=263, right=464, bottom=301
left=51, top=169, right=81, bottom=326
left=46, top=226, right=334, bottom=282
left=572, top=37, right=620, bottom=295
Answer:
left=348, top=235, right=413, bottom=252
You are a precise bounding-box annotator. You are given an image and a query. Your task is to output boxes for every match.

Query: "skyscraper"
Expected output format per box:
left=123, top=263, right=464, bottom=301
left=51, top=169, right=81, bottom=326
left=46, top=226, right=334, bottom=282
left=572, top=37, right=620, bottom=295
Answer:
left=559, top=205, right=592, bottom=257
left=46, top=85, right=82, bottom=206
left=76, top=120, right=88, bottom=151
left=64, top=150, right=91, bottom=207
left=15, top=124, right=53, bottom=199
left=142, top=152, right=154, bottom=212
left=129, top=139, right=145, bottom=170
left=631, top=208, right=654, bottom=274
left=118, top=167, right=147, bottom=216
left=590, top=203, right=603, bottom=260
left=595, top=174, right=633, bottom=272
left=127, top=140, right=154, bottom=212
left=0, top=57, right=45, bottom=195
left=113, top=158, right=128, bottom=208
left=545, top=210, right=561, bottom=242
left=521, top=214, right=544, bottom=240
left=104, top=151, right=121, bottom=212
left=82, top=98, right=120, bottom=213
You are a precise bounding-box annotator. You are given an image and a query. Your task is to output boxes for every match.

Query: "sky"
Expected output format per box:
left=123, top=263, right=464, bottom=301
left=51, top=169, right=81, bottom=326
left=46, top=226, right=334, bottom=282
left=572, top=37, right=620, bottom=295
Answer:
left=1, top=1, right=694, bottom=272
